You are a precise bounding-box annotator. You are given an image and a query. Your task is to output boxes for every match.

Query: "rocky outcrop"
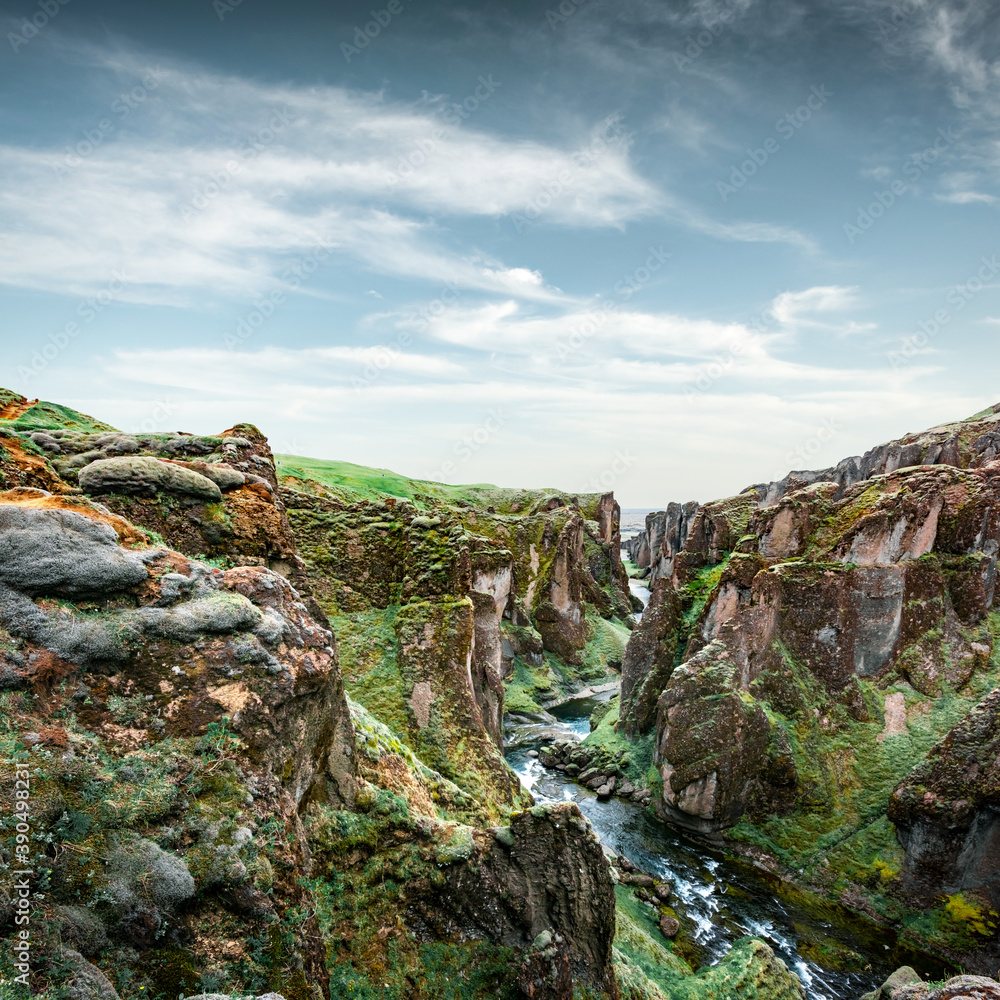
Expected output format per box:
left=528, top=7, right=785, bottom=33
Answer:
left=632, top=462, right=1000, bottom=833
left=744, top=401, right=1000, bottom=508
left=625, top=402, right=1000, bottom=585
left=435, top=804, right=617, bottom=999
left=624, top=500, right=699, bottom=581
left=864, top=967, right=1000, bottom=1000
left=624, top=494, right=756, bottom=588
left=307, top=794, right=618, bottom=1000
left=79, top=455, right=225, bottom=501
left=0, top=493, right=356, bottom=809
left=618, top=579, right=682, bottom=735
left=610, top=402, right=1000, bottom=973
left=282, top=483, right=632, bottom=814
left=889, top=690, right=1000, bottom=919
left=281, top=488, right=523, bottom=814
left=0, top=484, right=359, bottom=998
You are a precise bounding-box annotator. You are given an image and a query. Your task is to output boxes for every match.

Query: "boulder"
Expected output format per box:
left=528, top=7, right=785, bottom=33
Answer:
left=79, top=456, right=222, bottom=501
left=56, top=948, right=121, bottom=1000
left=0, top=504, right=151, bottom=598
left=658, top=915, right=680, bottom=938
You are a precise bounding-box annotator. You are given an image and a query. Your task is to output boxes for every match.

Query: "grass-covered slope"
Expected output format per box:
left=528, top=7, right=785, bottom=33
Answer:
left=0, top=390, right=117, bottom=434
left=276, top=452, right=618, bottom=517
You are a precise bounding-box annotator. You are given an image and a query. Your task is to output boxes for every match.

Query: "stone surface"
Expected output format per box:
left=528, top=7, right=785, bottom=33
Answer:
left=79, top=455, right=223, bottom=501
left=889, top=688, right=1000, bottom=909
left=432, top=803, right=617, bottom=999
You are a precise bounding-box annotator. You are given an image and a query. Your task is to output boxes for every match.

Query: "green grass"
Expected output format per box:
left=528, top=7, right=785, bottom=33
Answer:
left=275, top=453, right=610, bottom=515
left=0, top=396, right=117, bottom=433
left=583, top=701, right=656, bottom=786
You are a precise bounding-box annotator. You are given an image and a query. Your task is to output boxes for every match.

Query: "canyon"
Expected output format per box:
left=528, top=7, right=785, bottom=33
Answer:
left=0, top=388, right=998, bottom=1000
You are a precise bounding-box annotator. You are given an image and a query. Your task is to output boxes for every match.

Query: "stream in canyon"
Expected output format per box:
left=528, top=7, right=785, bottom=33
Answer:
left=504, top=698, right=884, bottom=999
left=501, top=547, right=936, bottom=1000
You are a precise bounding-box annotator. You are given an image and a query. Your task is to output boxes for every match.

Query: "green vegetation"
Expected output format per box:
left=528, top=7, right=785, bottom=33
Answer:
left=277, top=452, right=607, bottom=515
left=583, top=701, right=656, bottom=786
left=612, top=885, right=805, bottom=1000
left=0, top=397, right=117, bottom=434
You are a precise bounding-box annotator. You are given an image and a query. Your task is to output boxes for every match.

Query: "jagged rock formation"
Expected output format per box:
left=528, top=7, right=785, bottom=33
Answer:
left=278, top=475, right=633, bottom=816
left=888, top=690, right=1000, bottom=973
left=626, top=402, right=1000, bottom=584
left=745, top=401, right=1000, bottom=507
left=616, top=402, right=1000, bottom=973
left=0, top=391, right=632, bottom=1000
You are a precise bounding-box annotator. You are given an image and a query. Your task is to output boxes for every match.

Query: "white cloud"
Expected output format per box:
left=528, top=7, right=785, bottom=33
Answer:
left=0, top=53, right=663, bottom=305
left=771, top=285, right=861, bottom=326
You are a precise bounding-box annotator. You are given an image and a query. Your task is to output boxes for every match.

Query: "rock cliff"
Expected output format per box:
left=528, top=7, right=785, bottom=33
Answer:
left=615, top=403, right=1000, bottom=973
left=0, top=391, right=627, bottom=1000
left=626, top=402, right=1000, bottom=584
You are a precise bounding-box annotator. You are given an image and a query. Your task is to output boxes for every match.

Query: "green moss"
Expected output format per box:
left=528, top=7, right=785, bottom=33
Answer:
left=681, top=557, right=730, bottom=635
left=582, top=702, right=655, bottom=786
left=943, top=893, right=998, bottom=937
left=614, top=884, right=691, bottom=977
left=435, top=825, right=475, bottom=864
left=612, top=886, right=805, bottom=1000
left=0, top=398, right=117, bottom=434
left=333, top=605, right=411, bottom=736
left=583, top=610, right=631, bottom=673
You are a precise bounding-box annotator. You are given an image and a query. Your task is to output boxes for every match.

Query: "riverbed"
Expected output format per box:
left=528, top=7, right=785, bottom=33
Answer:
left=502, top=546, right=887, bottom=999
left=504, top=695, right=883, bottom=999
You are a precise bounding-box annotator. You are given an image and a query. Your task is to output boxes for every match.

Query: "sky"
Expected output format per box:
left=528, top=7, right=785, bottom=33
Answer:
left=1, top=0, right=998, bottom=507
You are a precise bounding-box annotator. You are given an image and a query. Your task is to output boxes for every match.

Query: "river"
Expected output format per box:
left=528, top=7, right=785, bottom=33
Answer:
left=502, top=547, right=889, bottom=1000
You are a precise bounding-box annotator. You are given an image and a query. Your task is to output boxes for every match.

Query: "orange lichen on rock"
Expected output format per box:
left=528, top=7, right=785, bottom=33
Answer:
left=0, top=487, right=154, bottom=547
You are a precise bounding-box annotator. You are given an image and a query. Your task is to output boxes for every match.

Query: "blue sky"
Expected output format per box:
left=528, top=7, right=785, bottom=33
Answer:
left=1, top=0, right=998, bottom=507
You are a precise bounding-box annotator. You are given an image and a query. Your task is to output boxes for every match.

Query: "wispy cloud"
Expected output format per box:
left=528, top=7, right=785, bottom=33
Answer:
left=0, top=50, right=661, bottom=305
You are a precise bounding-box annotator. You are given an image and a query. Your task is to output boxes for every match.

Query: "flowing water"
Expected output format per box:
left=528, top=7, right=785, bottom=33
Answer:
left=502, top=553, right=908, bottom=1000
left=505, top=701, right=886, bottom=999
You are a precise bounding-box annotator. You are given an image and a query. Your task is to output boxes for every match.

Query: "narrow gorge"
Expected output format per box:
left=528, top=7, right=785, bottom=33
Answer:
left=1, top=388, right=999, bottom=1000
